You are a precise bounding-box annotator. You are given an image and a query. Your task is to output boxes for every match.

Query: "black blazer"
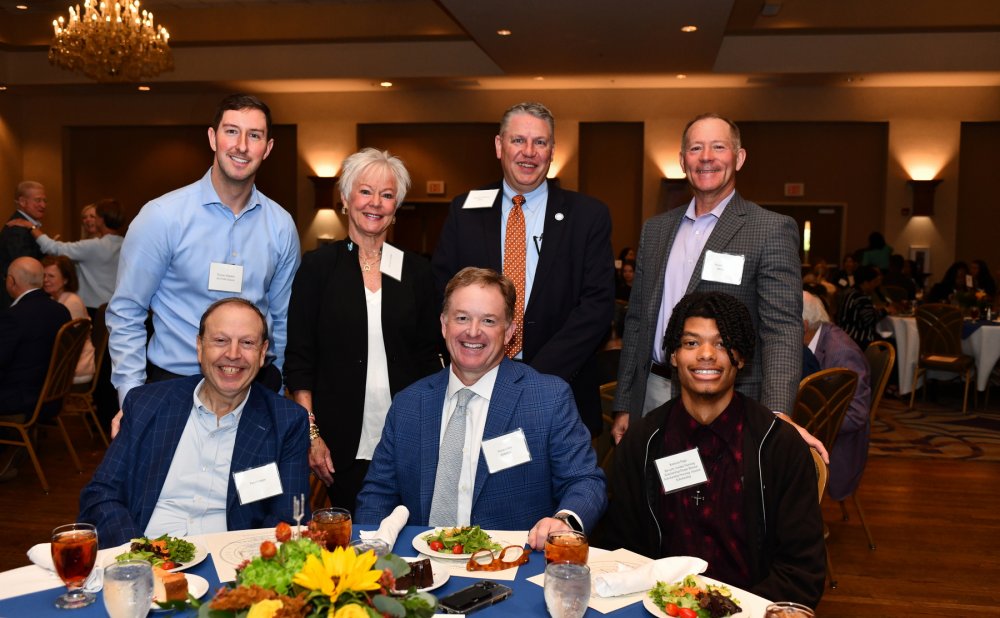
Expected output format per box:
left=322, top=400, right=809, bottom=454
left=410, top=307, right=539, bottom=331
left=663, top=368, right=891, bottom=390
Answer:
left=431, top=180, right=616, bottom=433
left=284, top=240, right=442, bottom=471
left=0, top=212, right=44, bottom=309
left=0, top=288, right=72, bottom=415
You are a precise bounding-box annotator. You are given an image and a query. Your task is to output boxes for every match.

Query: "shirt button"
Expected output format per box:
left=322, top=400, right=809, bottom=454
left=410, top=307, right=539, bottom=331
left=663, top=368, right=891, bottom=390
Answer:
left=232, top=252, right=238, bottom=257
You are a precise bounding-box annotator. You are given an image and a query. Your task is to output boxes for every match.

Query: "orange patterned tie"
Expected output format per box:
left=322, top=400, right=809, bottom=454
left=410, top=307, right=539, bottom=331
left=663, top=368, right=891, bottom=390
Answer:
left=504, top=194, right=526, bottom=358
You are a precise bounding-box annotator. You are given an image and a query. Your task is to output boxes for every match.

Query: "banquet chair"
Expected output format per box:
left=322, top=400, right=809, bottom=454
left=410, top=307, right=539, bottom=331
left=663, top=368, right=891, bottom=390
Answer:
left=61, top=321, right=110, bottom=447
left=592, top=382, right=618, bottom=474
left=835, top=341, right=896, bottom=552
left=810, top=448, right=836, bottom=588
left=792, top=368, right=859, bottom=450
left=0, top=318, right=91, bottom=493
left=909, top=303, right=975, bottom=414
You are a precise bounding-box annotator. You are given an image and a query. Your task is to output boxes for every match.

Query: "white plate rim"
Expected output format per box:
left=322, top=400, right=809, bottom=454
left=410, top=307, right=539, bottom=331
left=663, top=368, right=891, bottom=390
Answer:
left=411, top=528, right=519, bottom=561
left=107, top=538, right=208, bottom=572
left=640, top=576, right=770, bottom=618
left=151, top=573, right=209, bottom=610
left=391, top=557, right=450, bottom=595
left=216, top=533, right=275, bottom=569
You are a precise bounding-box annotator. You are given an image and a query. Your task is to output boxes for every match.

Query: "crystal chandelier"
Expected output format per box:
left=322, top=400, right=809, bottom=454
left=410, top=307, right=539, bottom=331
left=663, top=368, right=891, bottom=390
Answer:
left=49, top=0, right=174, bottom=83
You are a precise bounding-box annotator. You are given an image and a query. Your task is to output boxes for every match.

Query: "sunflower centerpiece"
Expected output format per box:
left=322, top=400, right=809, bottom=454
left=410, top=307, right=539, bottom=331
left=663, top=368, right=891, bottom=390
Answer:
left=193, top=524, right=437, bottom=617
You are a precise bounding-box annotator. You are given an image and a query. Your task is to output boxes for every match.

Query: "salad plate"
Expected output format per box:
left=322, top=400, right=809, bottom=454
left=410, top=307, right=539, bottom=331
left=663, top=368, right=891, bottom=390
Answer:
left=108, top=537, right=208, bottom=572
left=411, top=527, right=508, bottom=560
left=151, top=573, right=209, bottom=611
left=641, top=575, right=771, bottom=618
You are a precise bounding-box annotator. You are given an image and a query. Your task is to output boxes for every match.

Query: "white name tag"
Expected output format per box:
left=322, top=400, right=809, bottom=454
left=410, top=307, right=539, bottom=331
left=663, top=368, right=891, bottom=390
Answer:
left=380, top=242, right=404, bottom=282
left=701, top=250, right=744, bottom=286
left=462, top=189, right=499, bottom=209
left=654, top=448, right=708, bottom=494
left=481, top=428, right=532, bottom=473
left=233, top=462, right=283, bottom=505
left=209, top=262, right=244, bottom=293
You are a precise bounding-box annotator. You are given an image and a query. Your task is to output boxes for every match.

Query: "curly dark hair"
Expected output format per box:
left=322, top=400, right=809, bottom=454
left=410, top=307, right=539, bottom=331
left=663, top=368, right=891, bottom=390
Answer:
left=662, top=291, right=755, bottom=372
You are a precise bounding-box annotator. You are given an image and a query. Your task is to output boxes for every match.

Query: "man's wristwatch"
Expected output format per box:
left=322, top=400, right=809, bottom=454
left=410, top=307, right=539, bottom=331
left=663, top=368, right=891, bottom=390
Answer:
left=552, top=512, right=583, bottom=532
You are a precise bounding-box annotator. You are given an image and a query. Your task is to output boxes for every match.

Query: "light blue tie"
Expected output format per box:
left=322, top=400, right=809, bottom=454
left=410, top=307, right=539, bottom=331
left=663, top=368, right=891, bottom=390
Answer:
left=429, top=388, right=475, bottom=526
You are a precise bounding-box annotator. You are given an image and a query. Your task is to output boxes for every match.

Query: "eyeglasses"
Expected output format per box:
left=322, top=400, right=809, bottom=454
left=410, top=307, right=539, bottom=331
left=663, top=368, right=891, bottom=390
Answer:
left=466, top=545, right=530, bottom=572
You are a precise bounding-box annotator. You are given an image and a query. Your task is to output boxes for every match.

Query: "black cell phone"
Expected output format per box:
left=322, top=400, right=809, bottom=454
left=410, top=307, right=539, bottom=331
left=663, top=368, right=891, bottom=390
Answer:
left=437, top=580, right=513, bottom=614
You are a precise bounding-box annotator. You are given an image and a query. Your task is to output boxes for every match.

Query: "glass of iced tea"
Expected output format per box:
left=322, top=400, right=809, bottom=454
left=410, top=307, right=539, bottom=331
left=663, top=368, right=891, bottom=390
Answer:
left=765, top=602, right=816, bottom=618
left=51, top=523, right=98, bottom=609
left=544, top=530, right=589, bottom=565
left=312, top=507, right=352, bottom=550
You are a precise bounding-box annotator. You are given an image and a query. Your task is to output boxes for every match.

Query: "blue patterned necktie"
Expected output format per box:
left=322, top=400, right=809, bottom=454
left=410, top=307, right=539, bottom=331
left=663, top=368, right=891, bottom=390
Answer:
left=428, top=388, right=476, bottom=526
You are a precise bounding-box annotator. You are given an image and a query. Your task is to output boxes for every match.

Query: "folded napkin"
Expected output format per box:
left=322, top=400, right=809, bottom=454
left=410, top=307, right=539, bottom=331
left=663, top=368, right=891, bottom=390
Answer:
left=27, top=543, right=112, bottom=593
left=359, top=505, right=409, bottom=550
left=593, top=555, right=708, bottom=598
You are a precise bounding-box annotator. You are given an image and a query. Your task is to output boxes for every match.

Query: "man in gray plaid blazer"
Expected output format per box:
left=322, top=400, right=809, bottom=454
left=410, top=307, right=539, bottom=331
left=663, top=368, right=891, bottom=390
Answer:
left=612, top=113, right=825, bottom=458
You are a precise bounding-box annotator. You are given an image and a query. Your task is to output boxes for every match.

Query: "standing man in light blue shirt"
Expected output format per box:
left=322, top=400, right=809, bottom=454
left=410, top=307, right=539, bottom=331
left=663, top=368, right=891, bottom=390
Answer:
left=107, top=94, right=300, bottom=436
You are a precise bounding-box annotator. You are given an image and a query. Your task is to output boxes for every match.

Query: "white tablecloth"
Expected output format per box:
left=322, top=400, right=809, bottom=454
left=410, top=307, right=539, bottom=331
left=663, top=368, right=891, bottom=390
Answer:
left=879, top=316, right=1000, bottom=394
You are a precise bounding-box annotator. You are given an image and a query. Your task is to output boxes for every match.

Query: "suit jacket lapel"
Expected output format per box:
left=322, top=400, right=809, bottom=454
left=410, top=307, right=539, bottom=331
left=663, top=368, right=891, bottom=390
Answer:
left=471, top=360, right=522, bottom=509
left=227, top=387, right=274, bottom=516
left=483, top=186, right=504, bottom=270
left=644, top=209, right=686, bottom=323
left=528, top=181, right=565, bottom=313
left=420, top=371, right=449, bottom=522
left=686, top=193, right=749, bottom=294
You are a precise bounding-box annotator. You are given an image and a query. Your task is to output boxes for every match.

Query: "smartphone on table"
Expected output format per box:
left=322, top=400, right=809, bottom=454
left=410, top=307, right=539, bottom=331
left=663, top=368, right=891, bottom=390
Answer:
left=437, top=580, right=513, bottom=614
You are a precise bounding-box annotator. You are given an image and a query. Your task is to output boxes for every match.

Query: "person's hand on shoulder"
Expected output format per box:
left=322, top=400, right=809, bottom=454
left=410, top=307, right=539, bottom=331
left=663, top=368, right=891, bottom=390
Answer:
left=611, top=411, right=630, bottom=444
left=775, top=412, right=829, bottom=463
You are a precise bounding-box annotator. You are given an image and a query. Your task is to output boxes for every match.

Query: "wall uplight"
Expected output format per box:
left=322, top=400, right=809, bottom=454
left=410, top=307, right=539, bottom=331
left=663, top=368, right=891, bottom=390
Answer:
left=308, top=176, right=340, bottom=210
left=907, top=179, right=941, bottom=217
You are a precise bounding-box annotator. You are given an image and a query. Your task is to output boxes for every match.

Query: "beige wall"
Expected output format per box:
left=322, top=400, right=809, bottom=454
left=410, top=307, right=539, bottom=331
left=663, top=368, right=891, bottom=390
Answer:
left=3, top=85, right=998, bottom=268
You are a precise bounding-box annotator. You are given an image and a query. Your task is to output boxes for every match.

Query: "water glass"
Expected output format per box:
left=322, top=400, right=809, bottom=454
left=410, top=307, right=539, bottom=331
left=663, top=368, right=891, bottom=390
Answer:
left=544, top=561, right=591, bottom=618
left=51, top=523, right=98, bottom=609
left=765, top=601, right=816, bottom=618
left=103, top=560, right=153, bottom=618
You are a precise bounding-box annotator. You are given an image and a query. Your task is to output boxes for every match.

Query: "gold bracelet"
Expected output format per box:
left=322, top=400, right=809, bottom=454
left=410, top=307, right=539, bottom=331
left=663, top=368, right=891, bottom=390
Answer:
left=308, top=424, right=321, bottom=441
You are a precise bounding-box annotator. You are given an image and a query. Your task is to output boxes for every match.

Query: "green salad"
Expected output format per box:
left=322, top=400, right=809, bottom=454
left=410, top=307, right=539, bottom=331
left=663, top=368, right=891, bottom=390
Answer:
left=421, top=526, right=502, bottom=555
left=237, top=537, right=323, bottom=594
left=649, top=575, right=742, bottom=618
left=115, top=534, right=196, bottom=569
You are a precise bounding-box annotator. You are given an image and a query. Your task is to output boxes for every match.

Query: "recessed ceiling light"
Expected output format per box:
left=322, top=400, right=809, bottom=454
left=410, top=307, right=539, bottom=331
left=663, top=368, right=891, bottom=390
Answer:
left=533, top=76, right=545, bottom=81
left=15, top=5, right=28, bottom=10
left=680, top=25, right=698, bottom=33
left=0, top=86, right=7, bottom=91
left=379, top=81, right=393, bottom=88
left=497, top=29, right=512, bottom=36
left=676, top=74, right=687, bottom=79
left=137, top=85, right=150, bottom=91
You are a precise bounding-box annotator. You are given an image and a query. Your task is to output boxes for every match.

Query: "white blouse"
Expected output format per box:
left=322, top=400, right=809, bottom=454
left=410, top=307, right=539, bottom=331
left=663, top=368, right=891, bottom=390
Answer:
left=355, top=287, right=393, bottom=460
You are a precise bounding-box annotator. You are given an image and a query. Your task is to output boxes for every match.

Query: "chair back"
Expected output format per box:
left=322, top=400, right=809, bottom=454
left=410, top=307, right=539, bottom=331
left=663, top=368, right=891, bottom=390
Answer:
left=793, top=367, right=859, bottom=453
left=811, top=448, right=828, bottom=504
left=593, top=382, right=618, bottom=473
left=914, top=303, right=965, bottom=357
left=864, top=340, right=896, bottom=422
left=28, top=318, right=91, bottom=426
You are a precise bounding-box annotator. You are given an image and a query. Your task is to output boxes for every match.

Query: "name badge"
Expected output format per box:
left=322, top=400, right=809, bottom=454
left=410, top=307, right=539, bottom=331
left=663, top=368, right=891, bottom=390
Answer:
left=481, top=428, right=532, bottom=473
left=653, top=448, right=708, bottom=494
left=233, top=462, right=283, bottom=505
left=380, top=242, right=404, bottom=282
left=209, top=262, right=244, bottom=293
left=462, top=189, right=499, bottom=209
left=701, top=250, right=744, bottom=286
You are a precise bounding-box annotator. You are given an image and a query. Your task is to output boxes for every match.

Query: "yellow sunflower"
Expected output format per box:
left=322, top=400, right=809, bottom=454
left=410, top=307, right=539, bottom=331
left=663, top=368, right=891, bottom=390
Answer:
left=293, top=547, right=383, bottom=604
left=331, top=604, right=371, bottom=618
left=246, top=599, right=283, bottom=618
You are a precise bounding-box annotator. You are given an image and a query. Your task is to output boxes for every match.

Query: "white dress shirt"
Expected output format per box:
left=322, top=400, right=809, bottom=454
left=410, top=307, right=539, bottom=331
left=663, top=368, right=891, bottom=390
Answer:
left=356, top=287, right=392, bottom=460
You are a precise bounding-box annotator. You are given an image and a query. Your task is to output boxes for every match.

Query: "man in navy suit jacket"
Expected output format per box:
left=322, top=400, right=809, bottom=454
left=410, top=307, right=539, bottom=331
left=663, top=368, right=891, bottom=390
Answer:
left=357, top=268, right=606, bottom=549
left=431, top=102, right=615, bottom=436
left=79, top=298, right=309, bottom=548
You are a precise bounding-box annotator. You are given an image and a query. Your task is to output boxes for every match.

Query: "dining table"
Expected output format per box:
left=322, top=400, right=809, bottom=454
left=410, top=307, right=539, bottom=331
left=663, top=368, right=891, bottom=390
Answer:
left=0, top=525, right=772, bottom=617
left=878, top=315, right=1000, bottom=395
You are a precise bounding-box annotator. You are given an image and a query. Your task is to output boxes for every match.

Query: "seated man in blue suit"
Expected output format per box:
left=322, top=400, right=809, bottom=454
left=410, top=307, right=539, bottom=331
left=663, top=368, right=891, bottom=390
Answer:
left=79, top=298, right=310, bottom=548
left=356, top=267, right=606, bottom=550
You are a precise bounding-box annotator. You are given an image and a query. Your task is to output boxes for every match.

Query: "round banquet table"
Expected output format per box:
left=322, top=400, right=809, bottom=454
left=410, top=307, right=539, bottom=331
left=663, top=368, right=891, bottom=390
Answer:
left=0, top=525, right=665, bottom=618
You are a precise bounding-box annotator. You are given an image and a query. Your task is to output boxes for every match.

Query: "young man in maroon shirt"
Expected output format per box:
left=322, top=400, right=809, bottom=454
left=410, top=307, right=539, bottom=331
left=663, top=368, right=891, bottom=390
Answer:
left=605, top=291, right=825, bottom=608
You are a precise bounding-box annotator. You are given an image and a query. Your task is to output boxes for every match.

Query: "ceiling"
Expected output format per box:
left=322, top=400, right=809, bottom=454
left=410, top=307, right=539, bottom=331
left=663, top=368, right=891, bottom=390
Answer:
left=0, top=0, right=998, bottom=93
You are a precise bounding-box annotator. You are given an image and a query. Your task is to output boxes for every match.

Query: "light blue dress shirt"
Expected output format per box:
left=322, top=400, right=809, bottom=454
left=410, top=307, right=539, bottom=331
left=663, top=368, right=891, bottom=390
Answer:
left=652, top=191, right=735, bottom=364
left=144, top=380, right=249, bottom=538
left=500, top=181, right=547, bottom=359
left=37, top=234, right=124, bottom=308
left=107, top=169, right=301, bottom=405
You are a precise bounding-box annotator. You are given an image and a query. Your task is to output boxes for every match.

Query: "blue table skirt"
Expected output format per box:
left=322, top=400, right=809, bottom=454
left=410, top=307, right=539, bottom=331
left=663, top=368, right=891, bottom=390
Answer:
left=0, top=525, right=648, bottom=617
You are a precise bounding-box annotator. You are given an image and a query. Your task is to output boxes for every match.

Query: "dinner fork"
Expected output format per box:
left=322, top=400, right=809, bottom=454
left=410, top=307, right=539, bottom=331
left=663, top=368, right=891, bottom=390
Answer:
left=293, top=493, right=305, bottom=539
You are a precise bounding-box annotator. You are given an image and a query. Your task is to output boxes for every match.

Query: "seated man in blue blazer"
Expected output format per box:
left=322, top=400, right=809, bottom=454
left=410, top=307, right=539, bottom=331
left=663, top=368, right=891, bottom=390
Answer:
left=356, top=267, right=607, bottom=549
left=79, top=298, right=310, bottom=548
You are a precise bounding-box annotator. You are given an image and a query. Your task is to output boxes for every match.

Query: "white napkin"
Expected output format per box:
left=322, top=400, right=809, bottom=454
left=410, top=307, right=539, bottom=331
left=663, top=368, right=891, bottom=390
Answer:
left=359, top=505, right=410, bottom=550
left=27, top=543, right=113, bottom=593
left=593, top=555, right=708, bottom=597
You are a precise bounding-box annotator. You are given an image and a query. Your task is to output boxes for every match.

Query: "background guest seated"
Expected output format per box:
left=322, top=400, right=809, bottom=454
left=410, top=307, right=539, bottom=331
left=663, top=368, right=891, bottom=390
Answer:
left=41, top=256, right=94, bottom=384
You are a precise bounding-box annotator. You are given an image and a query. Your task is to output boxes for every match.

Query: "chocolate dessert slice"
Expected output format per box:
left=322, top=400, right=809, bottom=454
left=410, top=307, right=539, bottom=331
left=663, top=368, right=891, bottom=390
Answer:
left=395, top=558, right=433, bottom=590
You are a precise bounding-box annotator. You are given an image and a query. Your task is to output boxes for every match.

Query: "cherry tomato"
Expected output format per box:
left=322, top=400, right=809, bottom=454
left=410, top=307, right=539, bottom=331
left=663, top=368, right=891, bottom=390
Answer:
left=429, top=540, right=444, bottom=552
left=160, top=560, right=177, bottom=570
left=678, top=608, right=698, bottom=618
left=275, top=522, right=292, bottom=543
left=664, top=603, right=680, bottom=617
left=452, top=544, right=464, bottom=554
left=260, top=540, right=277, bottom=560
